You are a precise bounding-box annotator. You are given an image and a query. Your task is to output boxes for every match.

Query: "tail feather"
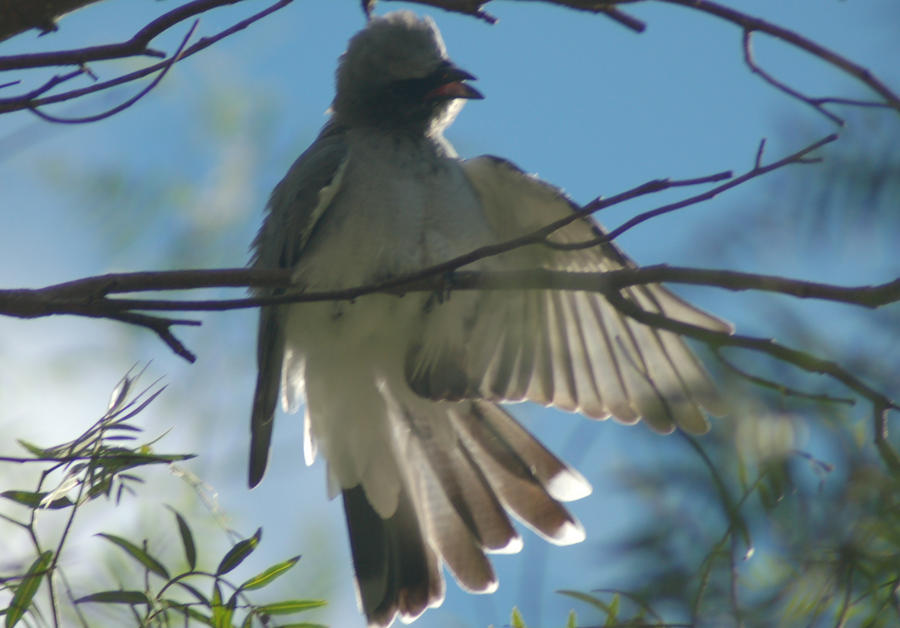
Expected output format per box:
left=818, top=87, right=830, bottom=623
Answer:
left=343, top=397, right=591, bottom=627
left=412, top=444, right=498, bottom=593
left=407, top=419, right=519, bottom=553
left=342, top=485, right=443, bottom=626
left=249, top=306, right=284, bottom=487
left=450, top=401, right=589, bottom=545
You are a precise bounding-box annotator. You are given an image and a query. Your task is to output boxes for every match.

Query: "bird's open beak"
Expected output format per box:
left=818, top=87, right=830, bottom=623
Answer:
left=425, top=64, right=484, bottom=101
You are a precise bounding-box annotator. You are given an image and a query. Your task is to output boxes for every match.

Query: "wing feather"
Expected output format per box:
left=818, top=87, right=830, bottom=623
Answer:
left=248, top=122, right=349, bottom=487
left=405, top=155, right=731, bottom=434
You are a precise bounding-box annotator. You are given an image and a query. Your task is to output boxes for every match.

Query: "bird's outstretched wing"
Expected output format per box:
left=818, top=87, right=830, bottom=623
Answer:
left=406, top=155, right=732, bottom=433
left=248, top=121, right=348, bottom=487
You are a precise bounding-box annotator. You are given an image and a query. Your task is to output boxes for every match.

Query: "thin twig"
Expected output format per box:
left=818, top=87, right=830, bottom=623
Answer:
left=29, top=21, right=198, bottom=124
left=0, top=0, right=256, bottom=70
left=742, top=30, right=844, bottom=126
left=714, top=348, right=856, bottom=406
left=657, top=0, right=900, bottom=114
left=382, top=0, right=496, bottom=23
left=558, top=134, right=837, bottom=250
left=605, top=290, right=899, bottom=444
left=0, top=0, right=293, bottom=115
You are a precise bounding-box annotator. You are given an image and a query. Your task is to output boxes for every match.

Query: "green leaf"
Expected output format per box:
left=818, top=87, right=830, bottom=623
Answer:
left=274, top=624, right=328, bottom=628
left=169, top=507, right=197, bottom=571
left=75, top=590, right=150, bottom=605
left=16, top=440, right=49, bottom=457
left=239, top=555, right=300, bottom=591
left=256, top=600, right=326, bottom=615
left=566, top=610, right=577, bottom=628
left=216, top=528, right=261, bottom=575
left=602, top=593, right=620, bottom=626
left=1, top=491, right=73, bottom=510
left=510, top=606, right=526, bottom=628
left=171, top=604, right=214, bottom=625
left=558, top=590, right=616, bottom=613
left=97, top=533, right=170, bottom=579
left=211, top=583, right=233, bottom=628
left=6, top=550, right=52, bottom=628
left=174, top=581, right=209, bottom=606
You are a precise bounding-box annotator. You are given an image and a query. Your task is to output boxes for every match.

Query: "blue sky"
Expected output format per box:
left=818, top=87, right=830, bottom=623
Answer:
left=1, top=1, right=898, bottom=626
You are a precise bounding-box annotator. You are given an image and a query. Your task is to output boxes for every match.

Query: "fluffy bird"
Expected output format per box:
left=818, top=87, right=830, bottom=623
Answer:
left=250, top=11, right=729, bottom=627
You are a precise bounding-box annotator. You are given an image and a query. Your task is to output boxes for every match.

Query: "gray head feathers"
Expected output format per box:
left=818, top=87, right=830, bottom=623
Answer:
left=332, top=12, right=477, bottom=133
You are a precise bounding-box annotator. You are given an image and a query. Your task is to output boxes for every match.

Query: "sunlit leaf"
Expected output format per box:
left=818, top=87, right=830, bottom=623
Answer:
left=256, top=599, right=326, bottom=615
left=510, top=606, right=526, bottom=628
left=1, top=491, right=73, bottom=510
left=211, top=583, right=233, bottom=628
left=216, top=528, right=261, bottom=575
left=15, top=440, right=49, bottom=457
left=6, top=550, right=52, bottom=628
left=239, top=555, right=300, bottom=591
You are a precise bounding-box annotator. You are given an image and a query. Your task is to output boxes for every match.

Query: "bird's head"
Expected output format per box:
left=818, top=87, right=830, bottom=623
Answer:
left=332, top=12, right=483, bottom=134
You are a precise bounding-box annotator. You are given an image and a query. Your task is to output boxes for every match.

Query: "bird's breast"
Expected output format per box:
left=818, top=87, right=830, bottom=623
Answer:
left=295, top=132, right=493, bottom=290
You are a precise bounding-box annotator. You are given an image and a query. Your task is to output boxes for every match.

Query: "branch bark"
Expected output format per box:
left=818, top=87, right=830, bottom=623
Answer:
left=0, top=0, right=293, bottom=116
left=0, top=0, right=105, bottom=43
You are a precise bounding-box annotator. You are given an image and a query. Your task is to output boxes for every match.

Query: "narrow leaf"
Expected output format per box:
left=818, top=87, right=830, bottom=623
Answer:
left=510, top=606, right=526, bottom=628
left=558, top=590, right=615, bottom=613
left=211, top=583, right=233, bottom=628
left=257, top=600, right=326, bottom=615
left=216, top=528, right=261, bottom=575
left=168, top=507, right=196, bottom=570
left=6, top=550, right=52, bottom=628
left=75, top=590, right=150, bottom=605
left=1, top=491, right=73, bottom=510
left=174, top=581, right=209, bottom=606
left=16, top=440, right=49, bottom=457
left=169, top=603, right=214, bottom=626
left=97, top=533, right=169, bottom=579
left=239, top=555, right=300, bottom=591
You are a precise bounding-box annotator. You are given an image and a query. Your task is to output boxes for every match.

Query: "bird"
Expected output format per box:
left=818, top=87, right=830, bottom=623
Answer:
left=249, top=11, right=730, bottom=627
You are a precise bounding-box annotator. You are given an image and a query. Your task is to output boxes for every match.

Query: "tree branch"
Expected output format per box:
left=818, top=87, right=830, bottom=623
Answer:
left=28, top=20, right=197, bottom=124
left=0, top=0, right=293, bottom=116
left=0, top=0, right=251, bottom=70
left=655, top=0, right=900, bottom=118
left=388, top=0, right=899, bottom=119
left=6, top=265, right=898, bottom=318
left=604, top=288, right=899, bottom=446
left=0, top=0, right=105, bottom=43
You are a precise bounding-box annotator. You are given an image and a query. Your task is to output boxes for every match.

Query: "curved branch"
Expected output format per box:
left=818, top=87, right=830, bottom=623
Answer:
left=391, top=0, right=899, bottom=118
left=741, top=30, right=845, bottom=126
left=29, top=20, right=197, bottom=124
left=656, top=0, right=900, bottom=116
left=0, top=0, right=293, bottom=116
left=0, top=0, right=250, bottom=70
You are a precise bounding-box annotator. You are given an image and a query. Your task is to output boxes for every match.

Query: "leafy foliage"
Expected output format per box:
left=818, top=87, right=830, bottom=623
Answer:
left=0, top=371, right=324, bottom=628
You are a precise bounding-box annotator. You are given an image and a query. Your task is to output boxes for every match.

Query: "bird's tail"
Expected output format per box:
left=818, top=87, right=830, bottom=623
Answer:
left=342, top=397, right=591, bottom=627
